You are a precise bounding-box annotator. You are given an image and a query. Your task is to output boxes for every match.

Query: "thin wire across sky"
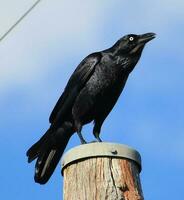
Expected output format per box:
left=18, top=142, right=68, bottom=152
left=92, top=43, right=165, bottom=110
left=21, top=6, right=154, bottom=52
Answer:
left=0, top=0, right=42, bottom=42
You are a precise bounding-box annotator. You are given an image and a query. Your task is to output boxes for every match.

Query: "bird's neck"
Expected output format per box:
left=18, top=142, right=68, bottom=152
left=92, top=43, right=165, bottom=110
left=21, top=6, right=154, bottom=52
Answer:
left=102, top=46, right=143, bottom=73
left=116, top=53, right=142, bottom=73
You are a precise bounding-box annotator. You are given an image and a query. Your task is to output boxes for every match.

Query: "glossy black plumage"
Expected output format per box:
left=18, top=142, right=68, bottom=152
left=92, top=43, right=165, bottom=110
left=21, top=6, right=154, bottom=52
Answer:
left=27, top=33, right=155, bottom=184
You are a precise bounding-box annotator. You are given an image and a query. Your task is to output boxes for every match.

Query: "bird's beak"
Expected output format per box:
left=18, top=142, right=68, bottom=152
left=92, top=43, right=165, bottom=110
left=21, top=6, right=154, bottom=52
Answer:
left=138, top=32, right=156, bottom=44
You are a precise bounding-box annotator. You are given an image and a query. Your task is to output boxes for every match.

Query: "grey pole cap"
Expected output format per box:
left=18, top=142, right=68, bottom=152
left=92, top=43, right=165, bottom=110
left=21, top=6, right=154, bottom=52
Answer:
left=61, top=142, right=141, bottom=175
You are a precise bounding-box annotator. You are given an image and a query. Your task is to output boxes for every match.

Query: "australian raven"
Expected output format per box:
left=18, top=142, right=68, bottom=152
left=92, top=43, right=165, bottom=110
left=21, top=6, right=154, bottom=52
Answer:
left=27, top=33, right=156, bottom=184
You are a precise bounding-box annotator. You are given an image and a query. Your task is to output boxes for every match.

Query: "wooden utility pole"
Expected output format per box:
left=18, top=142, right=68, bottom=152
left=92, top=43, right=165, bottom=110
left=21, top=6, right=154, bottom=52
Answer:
left=62, top=142, right=144, bottom=200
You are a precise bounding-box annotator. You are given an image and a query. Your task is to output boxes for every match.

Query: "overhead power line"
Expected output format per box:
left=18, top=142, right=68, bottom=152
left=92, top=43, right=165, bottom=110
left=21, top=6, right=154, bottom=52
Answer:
left=0, top=0, right=42, bottom=42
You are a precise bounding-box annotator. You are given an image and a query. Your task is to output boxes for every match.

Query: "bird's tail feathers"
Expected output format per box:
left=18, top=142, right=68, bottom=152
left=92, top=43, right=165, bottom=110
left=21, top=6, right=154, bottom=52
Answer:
left=26, top=129, right=51, bottom=163
left=26, top=121, right=73, bottom=184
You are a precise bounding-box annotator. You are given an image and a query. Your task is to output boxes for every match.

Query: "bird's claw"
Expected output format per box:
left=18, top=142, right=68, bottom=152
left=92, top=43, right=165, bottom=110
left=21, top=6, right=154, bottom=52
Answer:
left=80, top=138, right=87, bottom=144
left=96, top=136, right=102, bottom=142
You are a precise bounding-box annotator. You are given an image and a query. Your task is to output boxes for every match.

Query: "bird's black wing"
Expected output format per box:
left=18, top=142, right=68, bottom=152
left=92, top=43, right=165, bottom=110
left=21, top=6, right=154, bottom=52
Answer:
left=49, top=52, right=102, bottom=124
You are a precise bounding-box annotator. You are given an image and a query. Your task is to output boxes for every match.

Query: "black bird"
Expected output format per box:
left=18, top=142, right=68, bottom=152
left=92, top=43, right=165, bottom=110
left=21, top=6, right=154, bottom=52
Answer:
left=27, top=32, right=155, bottom=184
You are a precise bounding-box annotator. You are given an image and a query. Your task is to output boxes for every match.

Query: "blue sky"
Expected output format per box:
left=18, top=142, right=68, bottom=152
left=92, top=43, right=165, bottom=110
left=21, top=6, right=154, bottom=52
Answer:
left=0, top=0, right=184, bottom=199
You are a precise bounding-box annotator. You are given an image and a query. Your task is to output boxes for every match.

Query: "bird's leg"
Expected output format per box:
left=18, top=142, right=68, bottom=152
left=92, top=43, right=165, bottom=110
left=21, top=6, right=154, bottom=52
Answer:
left=75, top=121, right=87, bottom=144
left=93, top=121, right=103, bottom=142
left=78, top=131, right=87, bottom=144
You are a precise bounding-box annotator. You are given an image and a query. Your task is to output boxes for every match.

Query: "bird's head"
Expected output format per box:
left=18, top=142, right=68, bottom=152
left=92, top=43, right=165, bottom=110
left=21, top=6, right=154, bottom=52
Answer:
left=114, top=32, right=156, bottom=56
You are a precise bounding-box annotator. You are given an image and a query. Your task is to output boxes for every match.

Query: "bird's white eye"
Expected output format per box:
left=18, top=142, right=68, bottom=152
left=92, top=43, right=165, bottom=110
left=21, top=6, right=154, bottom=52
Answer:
left=129, top=36, right=134, bottom=41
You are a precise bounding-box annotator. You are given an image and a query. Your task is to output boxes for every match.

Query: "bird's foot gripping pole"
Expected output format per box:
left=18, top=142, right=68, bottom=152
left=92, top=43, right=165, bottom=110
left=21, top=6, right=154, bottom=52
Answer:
left=77, top=132, right=103, bottom=144
left=94, top=133, right=103, bottom=142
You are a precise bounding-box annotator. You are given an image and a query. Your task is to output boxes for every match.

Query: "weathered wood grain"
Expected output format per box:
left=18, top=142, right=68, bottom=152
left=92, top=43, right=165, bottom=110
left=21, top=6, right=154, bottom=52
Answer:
left=63, top=157, right=144, bottom=200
